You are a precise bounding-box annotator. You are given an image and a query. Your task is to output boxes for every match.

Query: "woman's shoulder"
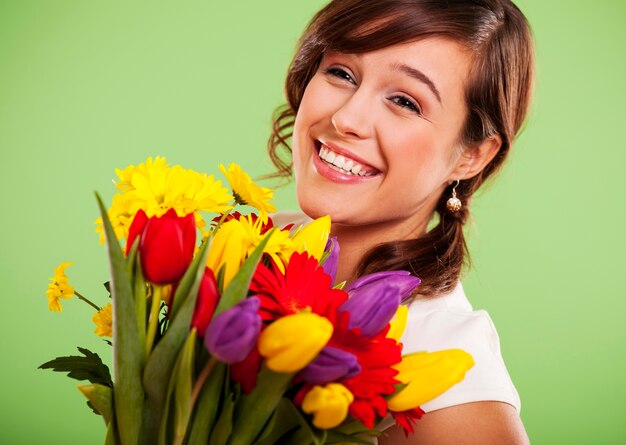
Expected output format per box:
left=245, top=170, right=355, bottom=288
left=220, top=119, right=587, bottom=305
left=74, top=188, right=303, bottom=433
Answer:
left=401, top=283, right=521, bottom=413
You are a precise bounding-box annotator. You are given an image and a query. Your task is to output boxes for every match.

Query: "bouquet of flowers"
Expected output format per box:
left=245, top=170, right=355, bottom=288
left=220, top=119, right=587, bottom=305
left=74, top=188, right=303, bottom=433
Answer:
left=41, top=157, right=474, bottom=444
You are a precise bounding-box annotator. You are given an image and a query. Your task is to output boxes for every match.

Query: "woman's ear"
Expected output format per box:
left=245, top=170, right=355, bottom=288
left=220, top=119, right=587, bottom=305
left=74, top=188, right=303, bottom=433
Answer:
left=451, top=134, right=502, bottom=180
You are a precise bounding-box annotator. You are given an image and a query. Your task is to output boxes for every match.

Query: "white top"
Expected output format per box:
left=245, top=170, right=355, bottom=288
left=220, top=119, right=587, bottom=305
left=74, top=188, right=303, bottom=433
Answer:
left=401, top=282, right=520, bottom=413
left=271, top=211, right=521, bottom=414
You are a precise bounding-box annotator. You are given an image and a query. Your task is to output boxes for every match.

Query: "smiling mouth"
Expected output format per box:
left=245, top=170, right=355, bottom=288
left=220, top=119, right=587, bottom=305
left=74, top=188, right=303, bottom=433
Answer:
left=317, top=143, right=379, bottom=177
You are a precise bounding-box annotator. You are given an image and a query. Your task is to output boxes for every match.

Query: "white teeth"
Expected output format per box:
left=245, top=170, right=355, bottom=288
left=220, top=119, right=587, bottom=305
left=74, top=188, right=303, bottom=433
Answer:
left=318, top=143, right=374, bottom=177
left=333, top=155, right=346, bottom=168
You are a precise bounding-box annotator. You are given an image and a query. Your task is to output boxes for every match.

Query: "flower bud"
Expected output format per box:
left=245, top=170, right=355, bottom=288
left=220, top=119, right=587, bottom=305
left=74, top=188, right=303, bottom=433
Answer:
left=291, top=216, right=331, bottom=261
left=339, top=283, right=400, bottom=337
left=139, top=209, right=196, bottom=285
left=321, top=237, right=340, bottom=284
left=346, top=270, right=420, bottom=303
left=204, top=297, right=262, bottom=364
left=191, top=267, right=220, bottom=335
left=258, top=312, right=333, bottom=373
left=299, top=346, right=361, bottom=385
left=387, top=349, right=474, bottom=412
left=125, top=209, right=149, bottom=255
left=301, top=383, right=354, bottom=429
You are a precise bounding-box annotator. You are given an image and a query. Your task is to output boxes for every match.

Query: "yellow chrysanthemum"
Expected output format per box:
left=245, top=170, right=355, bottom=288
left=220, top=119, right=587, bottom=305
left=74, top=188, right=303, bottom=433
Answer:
left=95, top=156, right=234, bottom=244
left=92, top=303, right=113, bottom=337
left=207, top=214, right=294, bottom=288
left=45, top=262, right=75, bottom=312
left=220, top=163, right=276, bottom=221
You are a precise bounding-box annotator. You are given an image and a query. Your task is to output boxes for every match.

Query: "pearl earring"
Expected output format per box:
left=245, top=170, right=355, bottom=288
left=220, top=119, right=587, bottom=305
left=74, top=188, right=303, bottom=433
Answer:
left=446, top=180, right=462, bottom=212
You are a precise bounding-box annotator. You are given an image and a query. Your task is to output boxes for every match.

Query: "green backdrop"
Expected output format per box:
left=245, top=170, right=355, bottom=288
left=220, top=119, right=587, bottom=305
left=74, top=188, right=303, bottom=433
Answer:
left=1, top=1, right=624, bottom=443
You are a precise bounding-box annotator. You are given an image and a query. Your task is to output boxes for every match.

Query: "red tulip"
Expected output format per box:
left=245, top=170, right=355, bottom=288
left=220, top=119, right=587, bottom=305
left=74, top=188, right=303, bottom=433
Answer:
left=126, top=209, right=149, bottom=255
left=139, top=208, right=196, bottom=285
left=191, top=267, right=220, bottom=335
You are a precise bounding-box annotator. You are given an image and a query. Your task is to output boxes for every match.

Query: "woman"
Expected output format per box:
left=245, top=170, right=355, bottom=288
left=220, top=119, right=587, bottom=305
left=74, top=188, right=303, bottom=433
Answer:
left=269, top=0, right=534, bottom=443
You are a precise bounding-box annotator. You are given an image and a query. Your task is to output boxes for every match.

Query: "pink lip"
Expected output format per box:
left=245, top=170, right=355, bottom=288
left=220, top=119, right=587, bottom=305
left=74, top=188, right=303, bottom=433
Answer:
left=312, top=141, right=381, bottom=184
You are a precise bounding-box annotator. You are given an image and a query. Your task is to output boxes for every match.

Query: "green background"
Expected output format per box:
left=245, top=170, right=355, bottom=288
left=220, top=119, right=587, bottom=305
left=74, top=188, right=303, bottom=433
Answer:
left=1, top=1, right=625, bottom=443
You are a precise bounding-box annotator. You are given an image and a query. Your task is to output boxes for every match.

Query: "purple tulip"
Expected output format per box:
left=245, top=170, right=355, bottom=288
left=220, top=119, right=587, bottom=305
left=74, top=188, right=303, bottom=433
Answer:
left=345, top=270, right=421, bottom=303
left=299, top=346, right=361, bottom=385
left=340, top=283, right=401, bottom=337
left=321, top=237, right=340, bottom=284
left=204, top=297, right=262, bottom=364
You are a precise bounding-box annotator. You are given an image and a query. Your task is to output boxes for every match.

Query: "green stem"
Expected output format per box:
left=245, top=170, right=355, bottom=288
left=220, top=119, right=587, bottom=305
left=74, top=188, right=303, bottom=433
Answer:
left=190, top=357, right=217, bottom=410
left=74, top=290, right=101, bottom=311
left=144, top=285, right=162, bottom=358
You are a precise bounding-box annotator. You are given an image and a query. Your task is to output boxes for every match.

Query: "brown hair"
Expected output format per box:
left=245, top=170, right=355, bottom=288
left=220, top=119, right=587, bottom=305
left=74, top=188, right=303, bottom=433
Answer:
left=268, top=0, right=534, bottom=298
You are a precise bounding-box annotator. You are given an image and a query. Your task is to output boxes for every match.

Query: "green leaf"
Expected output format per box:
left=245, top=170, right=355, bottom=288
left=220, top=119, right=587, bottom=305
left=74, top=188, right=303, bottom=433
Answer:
left=96, top=192, right=144, bottom=445
left=254, top=398, right=306, bottom=445
left=133, top=255, right=147, bottom=350
left=214, top=229, right=275, bottom=317
left=209, top=392, right=235, bottom=445
left=173, top=330, right=197, bottom=444
left=141, top=237, right=211, bottom=445
left=186, top=361, right=227, bottom=445
left=228, top=367, right=295, bottom=445
left=38, top=347, right=113, bottom=387
left=325, top=430, right=377, bottom=444
left=78, top=383, right=114, bottom=425
left=105, top=416, right=120, bottom=445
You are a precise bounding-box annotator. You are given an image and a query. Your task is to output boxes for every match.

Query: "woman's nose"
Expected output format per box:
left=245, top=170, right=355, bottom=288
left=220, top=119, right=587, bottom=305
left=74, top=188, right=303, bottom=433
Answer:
left=331, top=88, right=374, bottom=140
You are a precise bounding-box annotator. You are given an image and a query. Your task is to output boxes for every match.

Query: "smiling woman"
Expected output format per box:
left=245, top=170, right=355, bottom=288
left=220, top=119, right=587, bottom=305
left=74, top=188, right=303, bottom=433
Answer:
left=268, top=0, right=534, bottom=443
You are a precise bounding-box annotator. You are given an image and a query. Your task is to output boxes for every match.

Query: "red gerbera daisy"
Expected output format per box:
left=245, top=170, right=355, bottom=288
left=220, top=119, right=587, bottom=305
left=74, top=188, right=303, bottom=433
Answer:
left=391, top=407, right=425, bottom=437
left=250, top=251, right=348, bottom=322
left=328, top=312, right=403, bottom=428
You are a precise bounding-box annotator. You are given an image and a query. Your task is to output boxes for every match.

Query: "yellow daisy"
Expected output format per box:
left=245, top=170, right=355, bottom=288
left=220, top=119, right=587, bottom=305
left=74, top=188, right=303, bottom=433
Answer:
left=220, top=163, right=276, bottom=220
left=92, top=303, right=113, bottom=337
left=45, top=262, right=75, bottom=312
left=95, top=156, right=233, bottom=244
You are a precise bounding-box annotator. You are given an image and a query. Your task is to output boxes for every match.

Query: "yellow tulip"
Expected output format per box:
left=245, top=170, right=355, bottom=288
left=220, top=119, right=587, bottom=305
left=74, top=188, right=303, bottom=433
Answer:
left=301, top=383, right=354, bottom=429
left=291, top=215, right=331, bottom=261
left=387, top=349, right=474, bottom=412
left=206, top=218, right=248, bottom=288
left=258, top=313, right=333, bottom=372
left=387, top=305, right=408, bottom=342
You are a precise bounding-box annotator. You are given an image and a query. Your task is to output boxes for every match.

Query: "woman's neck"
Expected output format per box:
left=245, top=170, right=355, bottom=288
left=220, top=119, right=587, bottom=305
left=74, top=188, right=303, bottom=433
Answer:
left=330, top=216, right=430, bottom=285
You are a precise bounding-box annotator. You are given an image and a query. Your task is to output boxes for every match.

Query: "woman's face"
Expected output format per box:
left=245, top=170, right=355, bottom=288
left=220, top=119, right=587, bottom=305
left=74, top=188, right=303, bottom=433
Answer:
left=292, top=38, right=473, bottom=240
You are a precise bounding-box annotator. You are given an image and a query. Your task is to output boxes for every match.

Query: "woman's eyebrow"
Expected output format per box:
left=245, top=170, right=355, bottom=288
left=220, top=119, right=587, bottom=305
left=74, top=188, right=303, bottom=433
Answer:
left=391, top=62, right=442, bottom=104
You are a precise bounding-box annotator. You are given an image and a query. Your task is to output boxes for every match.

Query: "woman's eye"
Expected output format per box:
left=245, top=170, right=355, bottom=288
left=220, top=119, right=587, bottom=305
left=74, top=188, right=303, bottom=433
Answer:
left=390, top=95, right=422, bottom=115
left=324, top=66, right=355, bottom=84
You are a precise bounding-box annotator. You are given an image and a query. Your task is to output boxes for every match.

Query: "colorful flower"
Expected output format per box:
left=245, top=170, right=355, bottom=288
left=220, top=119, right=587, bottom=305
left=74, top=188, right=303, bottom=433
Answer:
left=204, top=297, right=262, bottom=364
left=190, top=267, right=220, bottom=335
left=219, top=163, right=276, bottom=220
left=206, top=214, right=294, bottom=289
left=390, top=408, right=425, bottom=437
left=301, top=383, right=354, bottom=429
left=387, top=349, right=474, bottom=412
left=290, top=215, right=331, bottom=261
left=299, top=346, right=361, bottom=385
left=387, top=305, right=408, bottom=342
left=96, top=156, right=233, bottom=244
left=45, top=262, right=75, bottom=312
left=321, top=237, right=340, bottom=284
left=251, top=252, right=348, bottom=323
left=258, top=312, right=333, bottom=373
left=339, top=281, right=401, bottom=338
left=327, top=312, right=403, bottom=429
left=139, top=209, right=196, bottom=285
left=345, top=270, right=421, bottom=303
left=93, top=303, right=113, bottom=337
